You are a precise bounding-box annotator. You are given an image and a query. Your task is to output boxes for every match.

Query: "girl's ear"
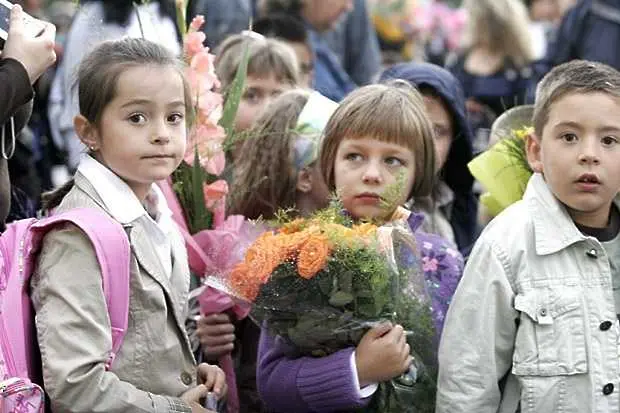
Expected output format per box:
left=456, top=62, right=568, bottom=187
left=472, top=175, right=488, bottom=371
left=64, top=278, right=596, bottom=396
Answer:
left=296, top=167, right=313, bottom=193
left=74, top=115, right=100, bottom=151
left=526, top=133, right=544, bottom=174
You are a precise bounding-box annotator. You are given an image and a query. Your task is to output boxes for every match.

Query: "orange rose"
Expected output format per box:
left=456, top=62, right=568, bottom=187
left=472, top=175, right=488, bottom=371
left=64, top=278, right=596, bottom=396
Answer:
left=230, top=263, right=260, bottom=301
left=245, top=234, right=283, bottom=282
left=297, top=235, right=330, bottom=279
left=277, top=232, right=311, bottom=260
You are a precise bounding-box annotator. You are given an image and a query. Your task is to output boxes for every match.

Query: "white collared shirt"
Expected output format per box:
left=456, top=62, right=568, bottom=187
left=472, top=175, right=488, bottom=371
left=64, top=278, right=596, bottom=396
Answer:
left=77, top=156, right=174, bottom=278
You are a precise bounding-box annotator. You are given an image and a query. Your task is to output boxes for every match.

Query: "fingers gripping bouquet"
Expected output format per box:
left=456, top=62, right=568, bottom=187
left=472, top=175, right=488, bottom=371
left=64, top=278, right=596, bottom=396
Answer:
left=208, top=204, right=438, bottom=412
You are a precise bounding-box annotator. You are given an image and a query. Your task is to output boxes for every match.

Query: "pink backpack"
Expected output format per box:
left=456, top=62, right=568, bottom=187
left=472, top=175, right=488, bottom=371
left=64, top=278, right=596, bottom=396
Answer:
left=0, top=208, right=131, bottom=412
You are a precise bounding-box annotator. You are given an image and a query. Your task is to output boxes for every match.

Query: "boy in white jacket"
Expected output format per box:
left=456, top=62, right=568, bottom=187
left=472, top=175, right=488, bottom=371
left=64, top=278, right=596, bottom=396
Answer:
left=437, top=60, right=620, bottom=413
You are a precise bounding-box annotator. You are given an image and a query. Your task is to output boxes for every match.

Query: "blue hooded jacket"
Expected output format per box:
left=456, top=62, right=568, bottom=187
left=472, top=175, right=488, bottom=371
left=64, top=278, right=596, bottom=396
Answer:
left=379, top=62, right=479, bottom=255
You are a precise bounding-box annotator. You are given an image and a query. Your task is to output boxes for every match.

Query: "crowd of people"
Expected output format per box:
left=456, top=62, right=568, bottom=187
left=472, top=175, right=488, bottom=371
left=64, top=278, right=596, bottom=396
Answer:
left=3, top=0, right=620, bottom=412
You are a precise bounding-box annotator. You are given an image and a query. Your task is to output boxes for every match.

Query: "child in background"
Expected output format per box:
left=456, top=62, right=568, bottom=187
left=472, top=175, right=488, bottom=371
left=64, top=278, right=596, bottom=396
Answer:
left=194, top=89, right=334, bottom=413
left=257, top=81, right=464, bottom=412
left=437, top=60, right=620, bottom=412
left=253, top=14, right=315, bottom=88
left=214, top=33, right=299, bottom=161
left=380, top=62, right=479, bottom=255
left=33, top=38, right=225, bottom=413
left=228, top=89, right=332, bottom=218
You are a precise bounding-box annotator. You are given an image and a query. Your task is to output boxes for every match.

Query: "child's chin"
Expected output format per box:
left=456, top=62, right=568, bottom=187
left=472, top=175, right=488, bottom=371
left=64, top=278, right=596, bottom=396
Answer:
left=350, top=206, right=389, bottom=222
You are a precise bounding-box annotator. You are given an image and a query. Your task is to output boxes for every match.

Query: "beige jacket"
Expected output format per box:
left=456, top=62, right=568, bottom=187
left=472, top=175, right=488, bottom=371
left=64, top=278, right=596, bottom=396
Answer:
left=31, top=173, right=197, bottom=413
left=437, top=173, right=620, bottom=413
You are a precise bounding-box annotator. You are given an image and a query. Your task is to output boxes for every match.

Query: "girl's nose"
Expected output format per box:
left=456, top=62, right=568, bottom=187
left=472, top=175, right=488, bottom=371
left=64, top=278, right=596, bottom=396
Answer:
left=151, top=121, right=171, bottom=144
left=362, top=162, right=383, bottom=184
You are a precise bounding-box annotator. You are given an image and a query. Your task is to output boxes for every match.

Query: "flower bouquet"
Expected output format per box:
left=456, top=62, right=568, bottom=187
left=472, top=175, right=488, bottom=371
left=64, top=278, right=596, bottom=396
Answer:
left=468, top=105, right=534, bottom=217
left=207, top=205, right=438, bottom=412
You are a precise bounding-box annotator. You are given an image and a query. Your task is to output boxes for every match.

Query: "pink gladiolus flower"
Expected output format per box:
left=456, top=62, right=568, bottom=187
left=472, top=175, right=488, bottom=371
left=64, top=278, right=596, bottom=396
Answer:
left=185, top=124, right=226, bottom=172
left=204, top=180, right=229, bottom=208
left=185, top=31, right=206, bottom=56
left=197, top=91, right=223, bottom=121
left=190, top=15, right=205, bottom=32
left=191, top=50, right=216, bottom=76
left=204, top=149, right=226, bottom=176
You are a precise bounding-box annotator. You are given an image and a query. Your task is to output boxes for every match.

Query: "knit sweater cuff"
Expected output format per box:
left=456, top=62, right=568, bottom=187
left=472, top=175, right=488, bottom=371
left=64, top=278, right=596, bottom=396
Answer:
left=297, top=347, right=372, bottom=411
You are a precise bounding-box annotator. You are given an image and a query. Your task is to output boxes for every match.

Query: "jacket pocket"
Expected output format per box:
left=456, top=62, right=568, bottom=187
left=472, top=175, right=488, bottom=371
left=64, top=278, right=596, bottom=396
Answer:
left=512, top=290, right=587, bottom=376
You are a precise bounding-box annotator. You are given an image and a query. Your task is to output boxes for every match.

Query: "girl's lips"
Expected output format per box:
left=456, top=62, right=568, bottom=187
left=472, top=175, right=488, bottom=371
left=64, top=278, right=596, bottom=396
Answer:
left=354, top=193, right=382, bottom=205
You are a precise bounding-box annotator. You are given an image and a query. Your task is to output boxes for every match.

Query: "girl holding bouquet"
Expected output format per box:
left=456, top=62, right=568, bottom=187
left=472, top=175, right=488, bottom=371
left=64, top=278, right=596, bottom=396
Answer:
left=256, top=81, right=464, bottom=412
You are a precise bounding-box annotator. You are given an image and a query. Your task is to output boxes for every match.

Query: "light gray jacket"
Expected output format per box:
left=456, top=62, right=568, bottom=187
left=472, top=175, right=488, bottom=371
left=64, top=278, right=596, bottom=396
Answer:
left=437, top=173, right=620, bottom=413
left=31, top=173, right=196, bottom=412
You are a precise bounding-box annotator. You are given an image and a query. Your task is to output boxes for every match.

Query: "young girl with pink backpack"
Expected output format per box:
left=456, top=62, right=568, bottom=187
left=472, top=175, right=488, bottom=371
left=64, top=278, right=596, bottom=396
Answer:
left=1, top=36, right=226, bottom=413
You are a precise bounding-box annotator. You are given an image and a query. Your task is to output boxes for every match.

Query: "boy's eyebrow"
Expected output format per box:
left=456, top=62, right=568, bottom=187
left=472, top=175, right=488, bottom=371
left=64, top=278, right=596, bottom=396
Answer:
left=553, top=121, right=620, bottom=133
left=553, top=121, right=583, bottom=130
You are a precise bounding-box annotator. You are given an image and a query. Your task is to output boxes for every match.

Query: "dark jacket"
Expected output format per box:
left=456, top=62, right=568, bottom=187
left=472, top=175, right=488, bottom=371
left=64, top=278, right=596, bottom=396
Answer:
left=0, top=58, right=35, bottom=228
left=379, top=62, right=479, bottom=256
left=546, top=0, right=620, bottom=70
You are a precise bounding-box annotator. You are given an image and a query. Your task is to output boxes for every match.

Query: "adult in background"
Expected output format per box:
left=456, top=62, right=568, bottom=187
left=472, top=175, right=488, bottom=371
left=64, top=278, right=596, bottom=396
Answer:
left=261, top=0, right=355, bottom=101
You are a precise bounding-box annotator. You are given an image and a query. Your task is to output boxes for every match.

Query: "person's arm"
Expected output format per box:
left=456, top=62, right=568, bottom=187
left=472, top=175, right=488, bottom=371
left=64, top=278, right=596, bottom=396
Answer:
left=257, top=330, right=373, bottom=412
left=32, top=225, right=195, bottom=413
left=435, top=237, right=517, bottom=413
left=0, top=56, right=30, bottom=225
left=343, top=0, right=381, bottom=85
left=323, top=0, right=381, bottom=85
left=0, top=58, right=33, bottom=124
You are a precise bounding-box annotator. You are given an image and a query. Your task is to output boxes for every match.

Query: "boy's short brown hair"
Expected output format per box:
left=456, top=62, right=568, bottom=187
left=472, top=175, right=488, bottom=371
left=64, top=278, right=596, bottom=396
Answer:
left=319, top=81, right=436, bottom=198
left=533, top=60, right=620, bottom=136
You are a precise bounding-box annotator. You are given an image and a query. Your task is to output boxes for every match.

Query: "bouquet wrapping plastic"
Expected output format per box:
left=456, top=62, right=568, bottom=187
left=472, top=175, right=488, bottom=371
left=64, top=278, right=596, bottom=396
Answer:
left=207, top=210, right=438, bottom=412
left=468, top=105, right=534, bottom=217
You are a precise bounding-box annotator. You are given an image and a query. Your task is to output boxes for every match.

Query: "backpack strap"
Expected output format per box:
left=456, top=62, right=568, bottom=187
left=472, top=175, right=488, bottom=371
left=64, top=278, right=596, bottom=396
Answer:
left=31, top=208, right=131, bottom=370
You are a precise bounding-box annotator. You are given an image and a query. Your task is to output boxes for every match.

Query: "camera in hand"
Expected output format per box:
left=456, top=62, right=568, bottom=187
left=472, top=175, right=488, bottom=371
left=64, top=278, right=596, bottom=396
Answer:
left=0, top=0, right=45, bottom=49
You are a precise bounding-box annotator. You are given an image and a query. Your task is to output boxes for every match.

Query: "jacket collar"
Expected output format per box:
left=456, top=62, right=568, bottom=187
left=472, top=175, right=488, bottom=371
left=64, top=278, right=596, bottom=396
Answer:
left=526, top=173, right=620, bottom=255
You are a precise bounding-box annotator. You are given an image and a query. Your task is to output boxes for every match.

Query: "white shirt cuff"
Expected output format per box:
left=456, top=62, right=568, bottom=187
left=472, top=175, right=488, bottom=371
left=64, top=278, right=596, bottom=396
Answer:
left=350, top=351, right=378, bottom=398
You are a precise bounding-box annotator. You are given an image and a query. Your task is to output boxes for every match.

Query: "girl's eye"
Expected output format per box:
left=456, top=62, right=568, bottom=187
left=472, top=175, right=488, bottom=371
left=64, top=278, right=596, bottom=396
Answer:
left=243, top=89, right=262, bottom=104
left=128, top=113, right=147, bottom=124
left=602, top=135, right=619, bottom=146
left=168, top=113, right=184, bottom=124
left=560, top=133, right=578, bottom=143
left=385, top=157, right=404, bottom=167
left=345, top=153, right=363, bottom=162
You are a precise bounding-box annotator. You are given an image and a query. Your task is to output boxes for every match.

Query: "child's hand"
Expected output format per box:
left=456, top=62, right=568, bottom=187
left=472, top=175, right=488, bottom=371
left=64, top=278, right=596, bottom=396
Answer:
left=196, top=313, right=236, bottom=360
left=180, top=385, right=212, bottom=413
left=355, top=323, right=412, bottom=386
left=197, top=363, right=227, bottom=399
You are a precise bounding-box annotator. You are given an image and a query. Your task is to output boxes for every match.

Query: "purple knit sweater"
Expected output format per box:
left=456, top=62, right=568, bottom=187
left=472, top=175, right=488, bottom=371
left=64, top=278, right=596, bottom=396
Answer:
left=256, top=212, right=464, bottom=412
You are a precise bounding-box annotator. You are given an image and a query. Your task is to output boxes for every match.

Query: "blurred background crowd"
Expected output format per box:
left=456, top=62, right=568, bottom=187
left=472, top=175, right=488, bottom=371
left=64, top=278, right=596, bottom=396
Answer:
left=6, top=0, right=611, bottom=223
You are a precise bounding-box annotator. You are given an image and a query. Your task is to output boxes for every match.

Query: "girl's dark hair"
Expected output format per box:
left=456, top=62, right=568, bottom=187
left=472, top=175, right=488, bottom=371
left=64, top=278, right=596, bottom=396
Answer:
left=253, top=13, right=308, bottom=44
left=261, top=0, right=304, bottom=17
left=228, top=89, right=310, bottom=219
left=82, top=0, right=177, bottom=27
left=42, top=37, right=192, bottom=211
